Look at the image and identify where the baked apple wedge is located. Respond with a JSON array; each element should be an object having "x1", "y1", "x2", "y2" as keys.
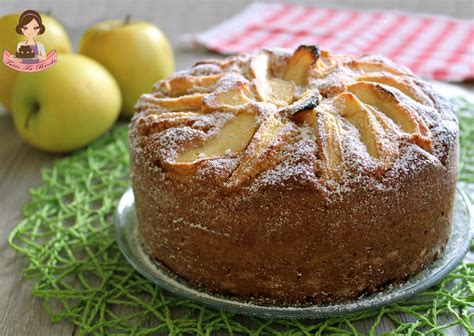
[
  {"x1": 347, "y1": 60, "x2": 405, "y2": 76},
  {"x1": 136, "y1": 112, "x2": 203, "y2": 135},
  {"x1": 157, "y1": 74, "x2": 224, "y2": 96},
  {"x1": 336, "y1": 92, "x2": 399, "y2": 164},
  {"x1": 312, "y1": 49, "x2": 338, "y2": 78},
  {"x1": 356, "y1": 73, "x2": 433, "y2": 106},
  {"x1": 283, "y1": 45, "x2": 320, "y2": 85},
  {"x1": 250, "y1": 51, "x2": 295, "y2": 105},
  {"x1": 281, "y1": 89, "x2": 321, "y2": 121},
  {"x1": 226, "y1": 115, "x2": 290, "y2": 187},
  {"x1": 139, "y1": 93, "x2": 204, "y2": 111},
  {"x1": 348, "y1": 82, "x2": 431, "y2": 151},
  {"x1": 203, "y1": 82, "x2": 254, "y2": 110},
  {"x1": 315, "y1": 109, "x2": 342, "y2": 179},
  {"x1": 169, "y1": 112, "x2": 258, "y2": 173}
]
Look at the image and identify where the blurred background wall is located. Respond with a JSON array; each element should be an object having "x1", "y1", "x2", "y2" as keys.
[{"x1": 1, "y1": 0, "x2": 473, "y2": 49}]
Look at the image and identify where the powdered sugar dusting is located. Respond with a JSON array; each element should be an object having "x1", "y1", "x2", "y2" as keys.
[
  {"x1": 127, "y1": 46, "x2": 459, "y2": 306},
  {"x1": 118, "y1": 186, "x2": 471, "y2": 317},
  {"x1": 130, "y1": 45, "x2": 458, "y2": 194},
  {"x1": 131, "y1": 45, "x2": 458, "y2": 200}
]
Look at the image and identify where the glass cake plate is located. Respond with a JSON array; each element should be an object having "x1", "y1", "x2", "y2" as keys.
[{"x1": 115, "y1": 186, "x2": 472, "y2": 319}]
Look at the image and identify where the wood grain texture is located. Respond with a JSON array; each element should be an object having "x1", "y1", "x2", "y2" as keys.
[
  {"x1": 0, "y1": 116, "x2": 72, "y2": 336},
  {"x1": 0, "y1": 1, "x2": 472, "y2": 335}
]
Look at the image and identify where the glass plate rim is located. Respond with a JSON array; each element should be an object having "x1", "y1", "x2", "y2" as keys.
[{"x1": 114, "y1": 186, "x2": 472, "y2": 319}]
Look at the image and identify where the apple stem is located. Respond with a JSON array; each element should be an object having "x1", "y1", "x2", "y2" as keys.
[
  {"x1": 124, "y1": 15, "x2": 131, "y2": 25},
  {"x1": 24, "y1": 101, "x2": 40, "y2": 130}
]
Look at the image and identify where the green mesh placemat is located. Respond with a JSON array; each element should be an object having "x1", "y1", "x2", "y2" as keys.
[{"x1": 9, "y1": 98, "x2": 474, "y2": 336}]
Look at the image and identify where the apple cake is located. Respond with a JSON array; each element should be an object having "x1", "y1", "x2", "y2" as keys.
[{"x1": 129, "y1": 45, "x2": 459, "y2": 305}]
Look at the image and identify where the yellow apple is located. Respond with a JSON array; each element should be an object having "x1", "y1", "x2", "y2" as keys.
[
  {"x1": 79, "y1": 19, "x2": 175, "y2": 118},
  {"x1": 11, "y1": 54, "x2": 121, "y2": 153},
  {"x1": 0, "y1": 12, "x2": 72, "y2": 112}
]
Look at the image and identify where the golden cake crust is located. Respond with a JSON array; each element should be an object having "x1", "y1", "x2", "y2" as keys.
[{"x1": 129, "y1": 46, "x2": 458, "y2": 304}]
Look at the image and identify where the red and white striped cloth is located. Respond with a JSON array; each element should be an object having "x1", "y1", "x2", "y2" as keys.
[{"x1": 191, "y1": 3, "x2": 474, "y2": 81}]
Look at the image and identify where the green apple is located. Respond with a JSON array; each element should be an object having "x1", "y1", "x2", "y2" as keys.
[
  {"x1": 11, "y1": 54, "x2": 121, "y2": 153},
  {"x1": 79, "y1": 18, "x2": 175, "y2": 118},
  {"x1": 0, "y1": 12, "x2": 72, "y2": 112}
]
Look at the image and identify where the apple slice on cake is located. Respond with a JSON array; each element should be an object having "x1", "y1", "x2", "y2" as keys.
[
  {"x1": 314, "y1": 109, "x2": 343, "y2": 179},
  {"x1": 166, "y1": 111, "x2": 258, "y2": 173},
  {"x1": 348, "y1": 82, "x2": 431, "y2": 151},
  {"x1": 250, "y1": 51, "x2": 295, "y2": 106},
  {"x1": 281, "y1": 89, "x2": 321, "y2": 121},
  {"x1": 203, "y1": 83, "x2": 254, "y2": 109},
  {"x1": 355, "y1": 73, "x2": 433, "y2": 106},
  {"x1": 226, "y1": 115, "x2": 295, "y2": 188},
  {"x1": 283, "y1": 45, "x2": 320, "y2": 85},
  {"x1": 139, "y1": 93, "x2": 204, "y2": 112},
  {"x1": 336, "y1": 92, "x2": 399, "y2": 166},
  {"x1": 157, "y1": 74, "x2": 225, "y2": 97}
]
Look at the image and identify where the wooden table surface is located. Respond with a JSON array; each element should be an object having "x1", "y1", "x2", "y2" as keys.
[{"x1": 1, "y1": 1, "x2": 473, "y2": 335}]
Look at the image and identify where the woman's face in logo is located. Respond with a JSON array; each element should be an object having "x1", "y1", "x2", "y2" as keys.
[{"x1": 22, "y1": 19, "x2": 40, "y2": 39}]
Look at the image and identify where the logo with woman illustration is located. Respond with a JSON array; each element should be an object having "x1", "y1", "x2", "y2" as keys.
[{"x1": 2, "y1": 10, "x2": 57, "y2": 72}]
